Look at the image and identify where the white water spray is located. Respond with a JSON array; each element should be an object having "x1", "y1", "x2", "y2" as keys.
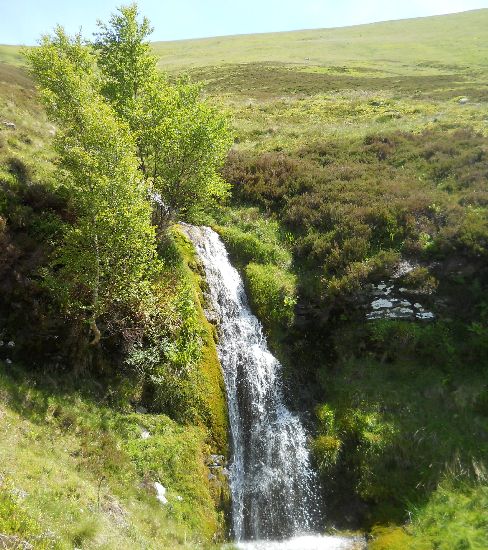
[{"x1": 185, "y1": 225, "x2": 319, "y2": 540}]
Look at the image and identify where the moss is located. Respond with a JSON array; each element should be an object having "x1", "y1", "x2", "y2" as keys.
[
  {"x1": 244, "y1": 262, "x2": 297, "y2": 331},
  {"x1": 172, "y1": 226, "x2": 229, "y2": 456},
  {"x1": 370, "y1": 526, "x2": 414, "y2": 550},
  {"x1": 216, "y1": 224, "x2": 289, "y2": 267}
]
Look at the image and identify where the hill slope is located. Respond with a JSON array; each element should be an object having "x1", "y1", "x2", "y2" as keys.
[
  {"x1": 152, "y1": 9, "x2": 488, "y2": 71},
  {"x1": 2, "y1": 9, "x2": 488, "y2": 72},
  {"x1": 0, "y1": 7, "x2": 487, "y2": 550}
]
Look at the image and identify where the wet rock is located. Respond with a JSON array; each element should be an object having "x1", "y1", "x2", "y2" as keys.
[
  {"x1": 417, "y1": 311, "x2": 435, "y2": 320},
  {"x1": 366, "y1": 275, "x2": 435, "y2": 321},
  {"x1": 392, "y1": 259, "x2": 416, "y2": 278},
  {"x1": 371, "y1": 298, "x2": 393, "y2": 309}
]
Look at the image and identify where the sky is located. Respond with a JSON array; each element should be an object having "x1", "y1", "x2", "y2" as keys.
[{"x1": 1, "y1": 0, "x2": 488, "y2": 45}]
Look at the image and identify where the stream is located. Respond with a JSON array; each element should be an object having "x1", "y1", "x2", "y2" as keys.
[{"x1": 185, "y1": 225, "x2": 363, "y2": 549}]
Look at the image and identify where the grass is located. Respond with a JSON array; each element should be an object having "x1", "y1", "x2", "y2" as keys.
[
  {"x1": 1, "y1": 7, "x2": 488, "y2": 547},
  {"x1": 151, "y1": 10, "x2": 488, "y2": 71},
  {"x1": 371, "y1": 468, "x2": 488, "y2": 549},
  {"x1": 0, "y1": 362, "x2": 224, "y2": 549},
  {"x1": 174, "y1": 9, "x2": 488, "y2": 546},
  {"x1": 0, "y1": 46, "x2": 233, "y2": 548},
  {"x1": 0, "y1": 46, "x2": 24, "y2": 67}
]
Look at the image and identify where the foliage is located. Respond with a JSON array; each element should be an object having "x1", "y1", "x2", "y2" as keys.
[
  {"x1": 3, "y1": 5, "x2": 488, "y2": 544},
  {"x1": 26, "y1": 28, "x2": 160, "y2": 344},
  {"x1": 244, "y1": 262, "x2": 297, "y2": 329},
  {"x1": 217, "y1": 225, "x2": 288, "y2": 267},
  {"x1": 126, "y1": 278, "x2": 205, "y2": 423},
  {"x1": 311, "y1": 316, "x2": 488, "y2": 527},
  {"x1": 371, "y1": 469, "x2": 488, "y2": 550},
  {"x1": 224, "y1": 127, "x2": 488, "y2": 310},
  {"x1": 94, "y1": 4, "x2": 232, "y2": 226},
  {"x1": 0, "y1": 483, "x2": 54, "y2": 549},
  {"x1": 406, "y1": 472, "x2": 488, "y2": 550},
  {"x1": 93, "y1": 3, "x2": 156, "y2": 122}
]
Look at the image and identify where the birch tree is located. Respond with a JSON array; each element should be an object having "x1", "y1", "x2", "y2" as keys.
[
  {"x1": 93, "y1": 4, "x2": 232, "y2": 228},
  {"x1": 27, "y1": 29, "x2": 159, "y2": 345}
]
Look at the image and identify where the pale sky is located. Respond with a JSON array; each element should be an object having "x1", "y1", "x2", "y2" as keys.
[{"x1": 1, "y1": 0, "x2": 488, "y2": 45}]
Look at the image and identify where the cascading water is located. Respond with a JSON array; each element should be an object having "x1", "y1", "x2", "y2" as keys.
[
  {"x1": 185, "y1": 224, "x2": 318, "y2": 539},
  {"x1": 185, "y1": 225, "x2": 362, "y2": 549}
]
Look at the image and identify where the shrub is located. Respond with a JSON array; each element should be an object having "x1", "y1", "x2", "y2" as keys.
[
  {"x1": 312, "y1": 434, "x2": 342, "y2": 474},
  {"x1": 218, "y1": 225, "x2": 287, "y2": 266},
  {"x1": 0, "y1": 481, "x2": 52, "y2": 549},
  {"x1": 126, "y1": 281, "x2": 205, "y2": 423},
  {"x1": 244, "y1": 262, "x2": 297, "y2": 329},
  {"x1": 369, "y1": 320, "x2": 456, "y2": 366},
  {"x1": 392, "y1": 472, "x2": 488, "y2": 550},
  {"x1": 402, "y1": 266, "x2": 438, "y2": 294}
]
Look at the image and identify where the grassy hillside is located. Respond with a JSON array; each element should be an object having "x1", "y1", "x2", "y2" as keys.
[
  {"x1": 0, "y1": 364, "x2": 223, "y2": 549},
  {"x1": 159, "y1": 8, "x2": 487, "y2": 549},
  {"x1": 0, "y1": 45, "x2": 23, "y2": 66},
  {"x1": 0, "y1": 57, "x2": 230, "y2": 547},
  {"x1": 2, "y1": 9, "x2": 488, "y2": 72},
  {"x1": 152, "y1": 9, "x2": 488, "y2": 71},
  {"x1": 1, "y1": 8, "x2": 488, "y2": 549}
]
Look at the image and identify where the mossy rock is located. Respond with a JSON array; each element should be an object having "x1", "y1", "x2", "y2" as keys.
[
  {"x1": 172, "y1": 225, "x2": 229, "y2": 456},
  {"x1": 369, "y1": 526, "x2": 414, "y2": 550}
]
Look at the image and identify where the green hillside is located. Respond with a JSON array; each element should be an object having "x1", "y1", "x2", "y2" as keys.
[
  {"x1": 0, "y1": 6, "x2": 487, "y2": 550},
  {"x1": 152, "y1": 9, "x2": 488, "y2": 71},
  {"x1": 0, "y1": 45, "x2": 23, "y2": 66},
  {"x1": 2, "y1": 9, "x2": 488, "y2": 72}
]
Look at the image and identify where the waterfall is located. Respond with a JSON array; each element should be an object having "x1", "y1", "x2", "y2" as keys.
[{"x1": 184, "y1": 225, "x2": 320, "y2": 541}]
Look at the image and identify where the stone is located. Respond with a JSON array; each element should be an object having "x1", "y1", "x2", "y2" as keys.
[
  {"x1": 154, "y1": 482, "x2": 167, "y2": 505},
  {"x1": 135, "y1": 405, "x2": 147, "y2": 414},
  {"x1": 12, "y1": 487, "x2": 28, "y2": 499},
  {"x1": 140, "y1": 427, "x2": 150, "y2": 440},
  {"x1": 371, "y1": 298, "x2": 393, "y2": 309},
  {"x1": 417, "y1": 311, "x2": 435, "y2": 320},
  {"x1": 392, "y1": 259, "x2": 416, "y2": 278},
  {"x1": 0, "y1": 534, "x2": 32, "y2": 550},
  {"x1": 2, "y1": 121, "x2": 16, "y2": 129},
  {"x1": 366, "y1": 311, "x2": 386, "y2": 320},
  {"x1": 459, "y1": 97, "x2": 469, "y2": 104}
]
